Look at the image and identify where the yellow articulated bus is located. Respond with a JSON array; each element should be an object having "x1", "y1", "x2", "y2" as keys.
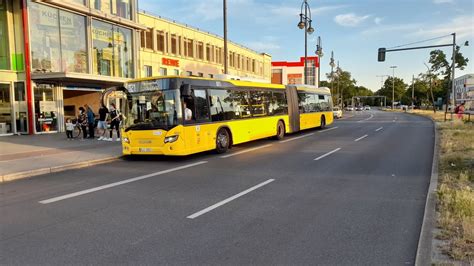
[{"x1": 104, "y1": 76, "x2": 333, "y2": 156}]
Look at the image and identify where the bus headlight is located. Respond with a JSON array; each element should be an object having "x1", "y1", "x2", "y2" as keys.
[
  {"x1": 164, "y1": 135, "x2": 179, "y2": 143},
  {"x1": 123, "y1": 137, "x2": 130, "y2": 144}
]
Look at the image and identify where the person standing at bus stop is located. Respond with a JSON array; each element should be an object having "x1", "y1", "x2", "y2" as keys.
[
  {"x1": 108, "y1": 103, "x2": 121, "y2": 141},
  {"x1": 85, "y1": 104, "x2": 95, "y2": 139},
  {"x1": 97, "y1": 103, "x2": 109, "y2": 140}
]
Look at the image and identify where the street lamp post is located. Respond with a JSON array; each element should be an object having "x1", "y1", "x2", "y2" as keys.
[
  {"x1": 330, "y1": 51, "x2": 335, "y2": 101},
  {"x1": 298, "y1": 0, "x2": 314, "y2": 85},
  {"x1": 316, "y1": 36, "x2": 323, "y2": 87},
  {"x1": 223, "y1": 0, "x2": 228, "y2": 74},
  {"x1": 390, "y1": 66, "x2": 397, "y2": 109}
]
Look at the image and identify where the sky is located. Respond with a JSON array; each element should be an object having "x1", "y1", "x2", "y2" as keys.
[{"x1": 138, "y1": 0, "x2": 474, "y2": 91}]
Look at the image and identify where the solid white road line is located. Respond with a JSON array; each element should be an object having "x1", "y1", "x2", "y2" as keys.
[
  {"x1": 375, "y1": 127, "x2": 384, "y2": 132},
  {"x1": 314, "y1": 148, "x2": 341, "y2": 161},
  {"x1": 187, "y1": 179, "x2": 275, "y2": 219},
  {"x1": 39, "y1": 161, "x2": 209, "y2": 204},
  {"x1": 318, "y1": 126, "x2": 339, "y2": 133},
  {"x1": 357, "y1": 114, "x2": 374, "y2": 122},
  {"x1": 220, "y1": 144, "x2": 273, "y2": 158},
  {"x1": 279, "y1": 133, "x2": 314, "y2": 143},
  {"x1": 354, "y1": 134, "x2": 369, "y2": 142}
]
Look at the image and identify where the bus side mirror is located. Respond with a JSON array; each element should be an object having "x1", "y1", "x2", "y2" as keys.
[{"x1": 180, "y1": 84, "x2": 192, "y2": 97}]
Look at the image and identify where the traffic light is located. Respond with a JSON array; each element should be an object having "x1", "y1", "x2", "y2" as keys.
[{"x1": 378, "y1": 48, "x2": 386, "y2": 62}]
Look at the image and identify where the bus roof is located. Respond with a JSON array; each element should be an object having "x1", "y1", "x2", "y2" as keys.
[
  {"x1": 289, "y1": 84, "x2": 331, "y2": 94},
  {"x1": 127, "y1": 76, "x2": 286, "y2": 90}
]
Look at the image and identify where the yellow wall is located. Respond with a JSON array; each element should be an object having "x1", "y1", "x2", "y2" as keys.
[{"x1": 138, "y1": 12, "x2": 272, "y2": 81}]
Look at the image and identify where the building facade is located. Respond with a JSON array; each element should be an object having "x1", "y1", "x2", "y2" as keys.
[
  {"x1": 0, "y1": 0, "x2": 145, "y2": 136},
  {"x1": 137, "y1": 11, "x2": 272, "y2": 81},
  {"x1": 271, "y1": 56, "x2": 319, "y2": 86},
  {"x1": 0, "y1": 0, "x2": 27, "y2": 135},
  {"x1": 0, "y1": 1, "x2": 272, "y2": 136},
  {"x1": 453, "y1": 74, "x2": 474, "y2": 113}
]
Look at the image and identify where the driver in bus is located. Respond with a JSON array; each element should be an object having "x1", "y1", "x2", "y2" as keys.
[{"x1": 184, "y1": 101, "x2": 192, "y2": 121}]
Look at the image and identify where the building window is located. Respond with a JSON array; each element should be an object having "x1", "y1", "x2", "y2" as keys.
[
  {"x1": 208, "y1": 74, "x2": 214, "y2": 78},
  {"x1": 171, "y1": 35, "x2": 178, "y2": 55},
  {"x1": 252, "y1": 59, "x2": 256, "y2": 73},
  {"x1": 160, "y1": 67, "x2": 167, "y2": 76},
  {"x1": 157, "y1": 31, "x2": 165, "y2": 52},
  {"x1": 174, "y1": 69, "x2": 179, "y2": 76},
  {"x1": 29, "y1": 2, "x2": 88, "y2": 73},
  {"x1": 197, "y1": 42, "x2": 204, "y2": 60},
  {"x1": 90, "y1": 0, "x2": 131, "y2": 20},
  {"x1": 141, "y1": 28, "x2": 153, "y2": 50},
  {"x1": 144, "y1": 65, "x2": 152, "y2": 77},
  {"x1": 206, "y1": 44, "x2": 212, "y2": 62},
  {"x1": 186, "y1": 71, "x2": 192, "y2": 76},
  {"x1": 0, "y1": 84, "x2": 12, "y2": 134},
  {"x1": 229, "y1": 52, "x2": 234, "y2": 67},
  {"x1": 140, "y1": 31, "x2": 145, "y2": 48},
  {"x1": 184, "y1": 38, "x2": 194, "y2": 58},
  {"x1": 92, "y1": 19, "x2": 134, "y2": 78},
  {"x1": 216, "y1": 47, "x2": 222, "y2": 64},
  {"x1": 0, "y1": 0, "x2": 9, "y2": 70},
  {"x1": 197, "y1": 72, "x2": 203, "y2": 77}
]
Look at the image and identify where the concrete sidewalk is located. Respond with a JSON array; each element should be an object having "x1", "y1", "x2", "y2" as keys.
[{"x1": 0, "y1": 133, "x2": 122, "y2": 182}]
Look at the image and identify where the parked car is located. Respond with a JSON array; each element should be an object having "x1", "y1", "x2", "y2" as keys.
[
  {"x1": 345, "y1": 106, "x2": 354, "y2": 111},
  {"x1": 364, "y1": 106, "x2": 371, "y2": 110},
  {"x1": 355, "y1": 106, "x2": 363, "y2": 111},
  {"x1": 333, "y1": 107, "x2": 343, "y2": 119}
]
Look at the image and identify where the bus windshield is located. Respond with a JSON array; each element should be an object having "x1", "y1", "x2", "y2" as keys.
[{"x1": 125, "y1": 79, "x2": 182, "y2": 131}]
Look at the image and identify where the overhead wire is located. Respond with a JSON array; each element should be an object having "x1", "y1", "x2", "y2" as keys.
[{"x1": 388, "y1": 34, "x2": 453, "y2": 49}]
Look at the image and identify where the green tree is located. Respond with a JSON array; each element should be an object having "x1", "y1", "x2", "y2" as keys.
[
  {"x1": 429, "y1": 46, "x2": 469, "y2": 80},
  {"x1": 376, "y1": 77, "x2": 408, "y2": 106}
]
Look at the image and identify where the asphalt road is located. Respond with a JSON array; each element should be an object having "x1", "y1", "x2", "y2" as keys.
[{"x1": 0, "y1": 110, "x2": 435, "y2": 265}]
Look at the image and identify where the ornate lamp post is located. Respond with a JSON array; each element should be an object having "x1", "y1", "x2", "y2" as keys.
[
  {"x1": 298, "y1": 0, "x2": 314, "y2": 85},
  {"x1": 316, "y1": 36, "x2": 323, "y2": 87}
]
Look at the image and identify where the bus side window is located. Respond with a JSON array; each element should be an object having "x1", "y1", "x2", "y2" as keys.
[{"x1": 193, "y1": 89, "x2": 210, "y2": 122}]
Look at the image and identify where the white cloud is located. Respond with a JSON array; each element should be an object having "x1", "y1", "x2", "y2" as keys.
[
  {"x1": 408, "y1": 15, "x2": 474, "y2": 40},
  {"x1": 433, "y1": 0, "x2": 454, "y2": 4},
  {"x1": 374, "y1": 17, "x2": 383, "y2": 25},
  {"x1": 334, "y1": 13, "x2": 371, "y2": 27},
  {"x1": 361, "y1": 23, "x2": 421, "y2": 35}
]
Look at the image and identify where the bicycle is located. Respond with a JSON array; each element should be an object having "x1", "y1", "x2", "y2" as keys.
[{"x1": 72, "y1": 119, "x2": 83, "y2": 139}]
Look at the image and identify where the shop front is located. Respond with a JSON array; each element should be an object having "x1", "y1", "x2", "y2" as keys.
[
  {"x1": 33, "y1": 83, "x2": 59, "y2": 133},
  {"x1": 0, "y1": 81, "x2": 28, "y2": 135}
]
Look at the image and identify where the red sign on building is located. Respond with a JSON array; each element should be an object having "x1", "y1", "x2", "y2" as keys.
[{"x1": 162, "y1": 58, "x2": 180, "y2": 67}]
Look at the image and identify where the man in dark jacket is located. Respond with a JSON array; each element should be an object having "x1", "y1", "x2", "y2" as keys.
[{"x1": 85, "y1": 104, "x2": 95, "y2": 139}]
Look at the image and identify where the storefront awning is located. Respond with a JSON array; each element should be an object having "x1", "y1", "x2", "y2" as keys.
[{"x1": 31, "y1": 72, "x2": 130, "y2": 89}]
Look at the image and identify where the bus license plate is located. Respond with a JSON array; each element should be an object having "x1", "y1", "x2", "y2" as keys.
[{"x1": 139, "y1": 148, "x2": 152, "y2": 152}]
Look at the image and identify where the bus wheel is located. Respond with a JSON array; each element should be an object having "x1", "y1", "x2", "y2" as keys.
[
  {"x1": 216, "y1": 128, "x2": 230, "y2": 154},
  {"x1": 275, "y1": 121, "x2": 285, "y2": 140},
  {"x1": 320, "y1": 116, "x2": 326, "y2": 129}
]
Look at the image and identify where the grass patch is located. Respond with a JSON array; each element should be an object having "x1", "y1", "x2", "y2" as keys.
[{"x1": 429, "y1": 118, "x2": 474, "y2": 263}]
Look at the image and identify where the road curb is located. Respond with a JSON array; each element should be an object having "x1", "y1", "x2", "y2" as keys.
[
  {"x1": 415, "y1": 116, "x2": 439, "y2": 265},
  {"x1": 1, "y1": 156, "x2": 120, "y2": 183}
]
